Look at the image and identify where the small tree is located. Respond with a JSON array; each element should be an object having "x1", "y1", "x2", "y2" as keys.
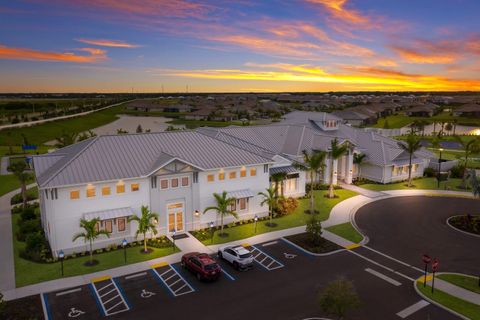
[
  {"x1": 136, "y1": 124, "x2": 143, "y2": 133},
  {"x1": 328, "y1": 139, "x2": 349, "y2": 198},
  {"x1": 318, "y1": 277, "x2": 361, "y2": 320},
  {"x1": 293, "y1": 150, "x2": 327, "y2": 214},
  {"x1": 454, "y1": 136, "x2": 480, "y2": 189},
  {"x1": 398, "y1": 133, "x2": 422, "y2": 188},
  {"x1": 306, "y1": 214, "x2": 323, "y2": 246},
  {"x1": 72, "y1": 218, "x2": 110, "y2": 265},
  {"x1": 55, "y1": 131, "x2": 79, "y2": 148},
  {"x1": 128, "y1": 206, "x2": 159, "y2": 253},
  {"x1": 270, "y1": 172, "x2": 287, "y2": 198},
  {"x1": 353, "y1": 153, "x2": 366, "y2": 179},
  {"x1": 203, "y1": 191, "x2": 238, "y2": 236},
  {"x1": 258, "y1": 187, "x2": 277, "y2": 227},
  {"x1": 7, "y1": 161, "x2": 31, "y2": 208},
  {"x1": 469, "y1": 170, "x2": 480, "y2": 198}
]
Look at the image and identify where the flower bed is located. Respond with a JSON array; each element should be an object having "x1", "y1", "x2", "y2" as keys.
[
  {"x1": 284, "y1": 232, "x2": 341, "y2": 254},
  {"x1": 448, "y1": 215, "x2": 480, "y2": 235}
]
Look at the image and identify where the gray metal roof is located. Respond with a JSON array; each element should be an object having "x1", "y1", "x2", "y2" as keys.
[
  {"x1": 227, "y1": 189, "x2": 255, "y2": 198},
  {"x1": 204, "y1": 111, "x2": 429, "y2": 167},
  {"x1": 84, "y1": 207, "x2": 135, "y2": 220},
  {"x1": 33, "y1": 131, "x2": 272, "y2": 188},
  {"x1": 269, "y1": 166, "x2": 298, "y2": 175}
]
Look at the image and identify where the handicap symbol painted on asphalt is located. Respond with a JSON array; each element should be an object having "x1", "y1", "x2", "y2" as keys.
[
  {"x1": 140, "y1": 289, "x2": 156, "y2": 299},
  {"x1": 283, "y1": 253, "x2": 297, "y2": 259},
  {"x1": 68, "y1": 307, "x2": 85, "y2": 318}
]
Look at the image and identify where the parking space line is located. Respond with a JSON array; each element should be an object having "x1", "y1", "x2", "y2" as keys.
[
  {"x1": 262, "y1": 241, "x2": 278, "y2": 246},
  {"x1": 91, "y1": 278, "x2": 130, "y2": 316},
  {"x1": 396, "y1": 300, "x2": 430, "y2": 318},
  {"x1": 98, "y1": 282, "x2": 113, "y2": 292},
  {"x1": 106, "y1": 301, "x2": 124, "y2": 313},
  {"x1": 55, "y1": 288, "x2": 82, "y2": 296},
  {"x1": 365, "y1": 268, "x2": 402, "y2": 286},
  {"x1": 89, "y1": 283, "x2": 106, "y2": 317},
  {"x1": 363, "y1": 246, "x2": 423, "y2": 272},
  {"x1": 249, "y1": 245, "x2": 284, "y2": 271},
  {"x1": 41, "y1": 293, "x2": 52, "y2": 320},
  {"x1": 151, "y1": 264, "x2": 195, "y2": 297},
  {"x1": 221, "y1": 269, "x2": 236, "y2": 281}
]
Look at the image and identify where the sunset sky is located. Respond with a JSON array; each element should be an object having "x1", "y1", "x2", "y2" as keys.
[{"x1": 1, "y1": 0, "x2": 480, "y2": 92}]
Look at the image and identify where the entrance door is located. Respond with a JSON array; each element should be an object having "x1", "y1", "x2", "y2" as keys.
[{"x1": 167, "y1": 202, "x2": 184, "y2": 233}]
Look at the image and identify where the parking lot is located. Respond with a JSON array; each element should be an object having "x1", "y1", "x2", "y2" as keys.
[{"x1": 42, "y1": 239, "x2": 460, "y2": 320}]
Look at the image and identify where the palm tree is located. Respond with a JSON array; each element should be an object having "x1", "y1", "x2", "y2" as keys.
[
  {"x1": 353, "y1": 153, "x2": 366, "y2": 179},
  {"x1": 454, "y1": 136, "x2": 480, "y2": 189},
  {"x1": 203, "y1": 191, "x2": 238, "y2": 236},
  {"x1": 55, "y1": 131, "x2": 78, "y2": 148},
  {"x1": 328, "y1": 139, "x2": 349, "y2": 198},
  {"x1": 270, "y1": 172, "x2": 287, "y2": 198},
  {"x1": 72, "y1": 218, "x2": 110, "y2": 265},
  {"x1": 293, "y1": 150, "x2": 327, "y2": 214},
  {"x1": 468, "y1": 170, "x2": 480, "y2": 198},
  {"x1": 7, "y1": 161, "x2": 31, "y2": 208},
  {"x1": 258, "y1": 187, "x2": 277, "y2": 227},
  {"x1": 128, "y1": 206, "x2": 159, "y2": 253},
  {"x1": 398, "y1": 133, "x2": 422, "y2": 187}
]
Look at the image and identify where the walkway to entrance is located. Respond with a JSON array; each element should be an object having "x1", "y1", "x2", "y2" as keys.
[
  {"x1": 168, "y1": 233, "x2": 215, "y2": 254},
  {"x1": 339, "y1": 182, "x2": 387, "y2": 199}
]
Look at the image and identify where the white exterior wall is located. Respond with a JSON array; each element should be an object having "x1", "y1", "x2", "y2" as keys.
[
  {"x1": 44, "y1": 178, "x2": 149, "y2": 256},
  {"x1": 197, "y1": 164, "x2": 270, "y2": 229},
  {"x1": 359, "y1": 163, "x2": 385, "y2": 183}
]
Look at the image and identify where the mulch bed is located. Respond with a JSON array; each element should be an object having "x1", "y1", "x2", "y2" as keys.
[
  {"x1": 2, "y1": 294, "x2": 44, "y2": 320},
  {"x1": 285, "y1": 232, "x2": 342, "y2": 254},
  {"x1": 449, "y1": 215, "x2": 480, "y2": 235}
]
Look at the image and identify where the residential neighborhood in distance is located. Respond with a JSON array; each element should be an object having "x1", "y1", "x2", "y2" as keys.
[{"x1": 1, "y1": 1, "x2": 480, "y2": 319}]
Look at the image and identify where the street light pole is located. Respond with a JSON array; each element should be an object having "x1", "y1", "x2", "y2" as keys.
[
  {"x1": 122, "y1": 239, "x2": 127, "y2": 264},
  {"x1": 209, "y1": 222, "x2": 214, "y2": 244},
  {"x1": 437, "y1": 148, "x2": 443, "y2": 188},
  {"x1": 254, "y1": 215, "x2": 258, "y2": 234},
  {"x1": 172, "y1": 229, "x2": 176, "y2": 251},
  {"x1": 59, "y1": 250, "x2": 65, "y2": 277}
]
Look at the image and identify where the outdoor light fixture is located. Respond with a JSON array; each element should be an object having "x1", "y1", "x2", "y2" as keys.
[
  {"x1": 194, "y1": 210, "x2": 200, "y2": 217},
  {"x1": 59, "y1": 250, "x2": 65, "y2": 276},
  {"x1": 172, "y1": 229, "x2": 176, "y2": 251},
  {"x1": 122, "y1": 239, "x2": 127, "y2": 263},
  {"x1": 209, "y1": 221, "x2": 215, "y2": 244},
  {"x1": 254, "y1": 215, "x2": 258, "y2": 233}
]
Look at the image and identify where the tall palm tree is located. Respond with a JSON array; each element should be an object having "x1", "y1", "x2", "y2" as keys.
[
  {"x1": 454, "y1": 136, "x2": 480, "y2": 189},
  {"x1": 353, "y1": 153, "x2": 366, "y2": 179},
  {"x1": 398, "y1": 133, "x2": 422, "y2": 187},
  {"x1": 203, "y1": 191, "x2": 238, "y2": 236},
  {"x1": 128, "y1": 205, "x2": 159, "y2": 253},
  {"x1": 258, "y1": 187, "x2": 277, "y2": 227},
  {"x1": 328, "y1": 139, "x2": 349, "y2": 198},
  {"x1": 7, "y1": 161, "x2": 31, "y2": 208},
  {"x1": 293, "y1": 150, "x2": 327, "y2": 214},
  {"x1": 270, "y1": 172, "x2": 287, "y2": 198},
  {"x1": 72, "y1": 218, "x2": 110, "y2": 265}
]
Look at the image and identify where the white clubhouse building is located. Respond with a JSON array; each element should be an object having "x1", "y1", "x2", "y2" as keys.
[{"x1": 33, "y1": 111, "x2": 433, "y2": 255}]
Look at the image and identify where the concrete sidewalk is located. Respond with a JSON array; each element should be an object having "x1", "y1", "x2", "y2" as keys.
[
  {"x1": 0, "y1": 156, "x2": 9, "y2": 175},
  {"x1": 339, "y1": 182, "x2": 387, "y2": 198},
  {"x1": 423, "y1": 276, "x2": 480, "y2": 305}
]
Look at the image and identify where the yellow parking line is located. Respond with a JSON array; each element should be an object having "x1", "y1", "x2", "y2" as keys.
[
  {"x1": 151, "y1": 262, "x2": 169, "y2": 269},
  {"x1": 344, "y1": 243, "x2": 361, "y2": 250},
  {"x1": 91, "y1": 275, "x2": 111, "y2": 283},
  {"x1": 241, "y1": 243, "x2": 250, "y2": 247}
]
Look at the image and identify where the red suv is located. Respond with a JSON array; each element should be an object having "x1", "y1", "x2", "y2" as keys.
[{"x1": 181, "y1": 252, "x2": 221, "y2": 281}]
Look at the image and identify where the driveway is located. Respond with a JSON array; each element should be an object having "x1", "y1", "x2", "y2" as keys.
[{"x1": 355, "y1": 196, "x2": 480, "y2": 275}]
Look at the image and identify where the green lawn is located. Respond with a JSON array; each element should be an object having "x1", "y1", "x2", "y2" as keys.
[
  {"x1": 374, "y1": 115, "x2": 414, "y2": 129},
  {"x1": 360, "y1": 177, "x2": 465, "y2": 192},
  {"x1": 194, "y1": 189, "x2": 358, "y2": 245},
  {"x1": 416, "y1": 282, "x2": 480, "y2": 320},
  {"x1": 326, "y1": 222, "x2": 364, "y2": 243},
  {"x1": 0, "y1": 174, "x2": 21, "y2": 197},
  {"x1": 167, "y1": 119, "x2": 245, "y2": 129},
  {"x1": 0, "y1": 104, "x2": 126, "y2": 145},
  {"x1": 374, "y1": 113, "x2": 480, "y2": 129},
  {"x1": 438, "y1": 274, "x2": 480, "y2": 294},
  {"x1": 0, "y1": 145, "x2": 51, "y2": 157},
  {"x1": 11, "y1": 214, "x2": 179, "y2": 287}
]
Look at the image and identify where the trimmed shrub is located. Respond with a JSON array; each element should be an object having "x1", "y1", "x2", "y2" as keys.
[
  {"x1": 17, "y1": 218, "x2": 42, "y2": 242},
  {"x1": 449, "y1": 164, "x2": 465, "y2": 179},
  {"x1": 20, "y1": 207, "x2": 36, "y2": 221},
  {"x1": 278, "y1": 197, "x2": 299, "y2": 215},
  {"x1": 423, "y1": 167, "x2": 436, "y2": 177}
]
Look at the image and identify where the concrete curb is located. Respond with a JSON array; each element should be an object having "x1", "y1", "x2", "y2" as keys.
[
  {"x1": 412, "y1": 280, "x2": 470, "y2": 320},
  {"x1": 446, "y1": 215, "x2": 480, "y2": 239},
  {"x1": 280, "y1": 237, "x2": 346, "y2": 257}
]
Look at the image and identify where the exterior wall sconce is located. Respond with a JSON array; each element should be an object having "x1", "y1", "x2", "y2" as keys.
[{"x1": 194, "y1": 210, "x2": 200, "y2": 217}]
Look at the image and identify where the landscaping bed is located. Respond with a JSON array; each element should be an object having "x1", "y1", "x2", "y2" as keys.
[
  {"x1": 191, "y1": 189, "x2": 357, "y2": 245},
  {"x1": 360, "y1": 177, "x2": 464, "y2": 191},
  {"x1": 284, "y1": 232, "x2": 341, "y2": 254},
  {"x1": 448, "y1": 215, "x2": 480, "y2": 235},
  {"x1": 416, "y1": 282, "x2": 480, "y2": 320},
  {"x1": 10, "y1": 186, "x2": 38, "y2": 205}
]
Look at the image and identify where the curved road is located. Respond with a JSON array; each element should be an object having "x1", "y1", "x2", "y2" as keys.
[{"x1": 355, "y1": 196, "x2": 480, "y2": 276}]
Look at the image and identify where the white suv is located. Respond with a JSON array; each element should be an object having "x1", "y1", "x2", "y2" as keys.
[{"x1": 218, "y1": 245, "x2": 254, "y2": 270}]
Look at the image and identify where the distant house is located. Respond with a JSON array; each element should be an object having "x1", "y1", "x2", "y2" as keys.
[
  {"x1": 162, "y1": 104, "x2": 193, "y2": 113},
  {"x1": 453, "y1": 103, "x2": 480, "y2": 117},
  {"x1": 332, "y1": 110, "x2": 372, "y2": 126},
  {"x1": 405, "y1": 103, "x2": 440, "y2": 117}
]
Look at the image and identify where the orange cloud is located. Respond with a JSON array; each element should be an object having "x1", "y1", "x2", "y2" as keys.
[
  {"x1": 391, "y1": 46, "x2": 458, "y2": 64},
  {"x1": 0, "y1": 44, "x2": 107, "y2": 63},
  {"x1": 153, "y1": 62, "x2": 480, "y2": 91},
  {"x1": 75, "y1": 38, "x2": 140, "y2": 48},
  {"x1": 306, "y1": 0, "x2": 370, "y2": 25}
]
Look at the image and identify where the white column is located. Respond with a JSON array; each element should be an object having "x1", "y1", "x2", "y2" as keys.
[
  {"x1": 332, "y1": 159, "x2": 338, "y2": 185},
  {"x1": 345, "y1": 150, "x2": 354, "y2": 184}
]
